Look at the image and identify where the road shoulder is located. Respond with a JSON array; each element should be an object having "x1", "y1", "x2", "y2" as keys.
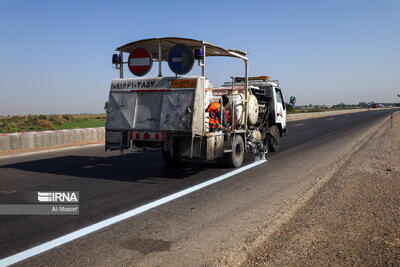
[{"x1": 243, "y1": 113, "x2": 400, "y2": 266}]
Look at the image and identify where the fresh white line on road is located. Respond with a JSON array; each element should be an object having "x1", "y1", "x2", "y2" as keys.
[
  {"x1": 292, "y1": 123, "x2": 305, "y2": 127},
  {"x1": 0, "y1": 143, "x2": 104, "y2": 160},
  {"x1": 0, "y1": 159, "x2": 267, "y2": 266}
]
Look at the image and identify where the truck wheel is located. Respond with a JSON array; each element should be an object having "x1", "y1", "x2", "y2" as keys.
[
  {"x1": 161, "y1": 150, "x2": 180, "y2": 166},
  {"x1": 225, "y1": 135, "x2": 244, "y2": 168},
  {"x1": 267, "y1": 125, "x2": 280, "y2": 152}
]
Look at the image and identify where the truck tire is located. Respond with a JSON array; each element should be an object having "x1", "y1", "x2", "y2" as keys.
[
  {"x1": 267, "y1": 125, "x2": 280, "y2": 152},
  {"x1": 225, "y1": 135, "x2": 244, "y2": 168},
  {"x1": 161, "y1": 150, "x2": 180, "y2": 166}
]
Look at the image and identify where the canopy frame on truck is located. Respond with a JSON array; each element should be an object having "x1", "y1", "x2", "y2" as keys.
[{"x1": 115, "y1": 37, "x2": 250, "y2": 130}]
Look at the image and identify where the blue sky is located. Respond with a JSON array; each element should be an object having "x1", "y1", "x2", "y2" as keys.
[{"x1": 0, "y1": 0, "x2": 399, "y2": 115}]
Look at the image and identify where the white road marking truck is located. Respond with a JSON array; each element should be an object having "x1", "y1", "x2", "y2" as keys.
[{"x1": 105, "y1": 37, "x2": 289, "y2": 167}]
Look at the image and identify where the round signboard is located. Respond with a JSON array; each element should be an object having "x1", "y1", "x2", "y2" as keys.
[
  {"x1": 128, "y1": 48, "x2": 153, "y2": 76},
  {"x1": 168, "y1": 44, "x2": 194, "y2": 75}
]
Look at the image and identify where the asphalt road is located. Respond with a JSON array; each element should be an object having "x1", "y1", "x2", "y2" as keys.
[{"x1": 0, "y1": 109, "x2": 396, "y2": 266}]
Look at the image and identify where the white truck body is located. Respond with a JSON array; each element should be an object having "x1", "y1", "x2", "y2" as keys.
[{"x1": 105, "y1": 37, "x2": 288, "y2": 167}]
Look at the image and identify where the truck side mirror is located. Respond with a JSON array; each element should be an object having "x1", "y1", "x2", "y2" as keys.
[{"x1": 289, "y1": 96, "x2": 296, "y2": 106}]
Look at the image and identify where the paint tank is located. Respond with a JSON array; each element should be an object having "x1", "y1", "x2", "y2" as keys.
[
  {"x1": 247, "y1": 95, "x2": 259, "y2": 125},
  {"x1": 228, "y1": 94, "x2": 244, "y2": 126},
  {"x1": 227, "y1": 94, "x2": 259, "y2": 126}
]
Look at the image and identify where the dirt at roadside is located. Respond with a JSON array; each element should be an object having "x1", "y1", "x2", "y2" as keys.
[{"x1": 243, "y1": 113, "x2": 400, "y2": 266}]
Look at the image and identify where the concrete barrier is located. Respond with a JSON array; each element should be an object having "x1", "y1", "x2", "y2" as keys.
[
  {"x1": 287, "y1": 108, "x2": 371, "y2": 121},
  {"x1": 0, "y1": 134, "x2": 11, "y2": 151},
  {"x1": 0, "y1": 127, "x2": 105, "y2": 153}
]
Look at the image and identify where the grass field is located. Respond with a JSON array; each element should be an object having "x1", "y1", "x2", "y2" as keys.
[{"x1": 0, "y1": 114, "x2": 106, "y2": 134}]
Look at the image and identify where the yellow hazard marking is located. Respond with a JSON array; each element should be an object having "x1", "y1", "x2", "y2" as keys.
[{"x1": 169, "y1": 79, "x2": 196, "y2": 88}]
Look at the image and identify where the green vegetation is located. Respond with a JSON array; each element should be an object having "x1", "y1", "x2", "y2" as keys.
[
  {"x1": 0, "y1": 114, "x2": 106, "y2": 134},
  {"x1": 286, "y1": 105, "x2": 295, "y2": 113}
]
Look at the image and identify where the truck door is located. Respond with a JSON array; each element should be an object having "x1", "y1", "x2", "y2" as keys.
[{"x1": 274, "y1": 87, "x2": 286, "y2": 130}]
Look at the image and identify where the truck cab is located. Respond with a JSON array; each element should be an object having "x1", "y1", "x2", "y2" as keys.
[{"x1": 214, "y1": 77, "x2": 287, "y2": 151}]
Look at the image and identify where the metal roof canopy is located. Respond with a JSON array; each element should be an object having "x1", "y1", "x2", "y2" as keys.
[
  {"x1": 116, "y1": 37, "x2": 250, "y2": 130},
  {"x1": 116, "y1": 37, "x2": 248, "y2": 80},
  {"x1": 117, "y1": 37, "x2": 247, "y2": 61}
]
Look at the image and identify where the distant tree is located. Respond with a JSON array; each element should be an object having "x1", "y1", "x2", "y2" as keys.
[
  {"x1": 358, "y1": 102, "x2": 368, "y2": 108},
  {"x1": 335, "y1": 102, "x2": 346, "y2": 108},
  {"x1": 287, "y1": 105, "x2": 295, "y2": 113}
]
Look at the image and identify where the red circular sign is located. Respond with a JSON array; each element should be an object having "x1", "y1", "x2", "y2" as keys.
[{"x1": 128, "y1": 48, "x2": 153, "y2": 76}]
